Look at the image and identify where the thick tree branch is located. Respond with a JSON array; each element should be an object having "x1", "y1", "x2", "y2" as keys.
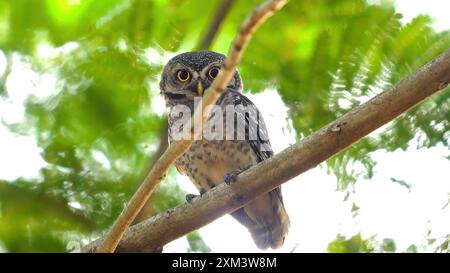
[
  {"x1": 97, "y1": 0, "x2": 288, "y2": 253},
  {"x1": 83, "y1": 48, "x2": 450, "y2": 253}
]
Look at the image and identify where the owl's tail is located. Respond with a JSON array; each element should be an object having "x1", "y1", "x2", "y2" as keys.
[{"x1": 231, "y1": 187, "x2": 290, "y2": 250}]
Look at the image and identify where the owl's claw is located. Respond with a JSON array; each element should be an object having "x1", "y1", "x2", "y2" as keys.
[
  {"x1": 185, "y1": 194, "x2": 199, "y2": 203},
  {"x1": 224, "y1": 169, "x2": 242, "y2": 185},
  {"x1": 185, "y1": 188, "x2": 207, "y2": 203}
]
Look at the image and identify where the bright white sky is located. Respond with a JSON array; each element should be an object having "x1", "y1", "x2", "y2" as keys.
[
  {"x1": 0, "y1": 0, "x2": 449, "y2": 253},
  {"x1": 394, "y1": 0, "x2": 450, "y2": 31}
]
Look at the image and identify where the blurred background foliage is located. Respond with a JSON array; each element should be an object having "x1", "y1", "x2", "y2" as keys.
[{"x1": 0, "y1": 0, "x2": 449, "y2": 252}]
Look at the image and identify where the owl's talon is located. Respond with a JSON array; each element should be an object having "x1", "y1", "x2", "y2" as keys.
[
  {"x1": 224, "y1": 169, "x2": 242, "y2": 185},
  {"x1": 185, "y1": 194, "x2": 199, "y2": 203}
]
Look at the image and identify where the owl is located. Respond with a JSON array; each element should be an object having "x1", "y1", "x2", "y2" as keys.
[{"x1": 159, "y1": 51, "x2": 290, "y2": 250}]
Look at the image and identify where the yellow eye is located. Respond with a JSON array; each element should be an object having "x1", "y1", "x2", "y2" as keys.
[
  {"x1": 208, "y1": 67, "x2": 220, "y2": 79},
  {"x1": 177, "y1": 70, "x2": 190, "y2": 82}
]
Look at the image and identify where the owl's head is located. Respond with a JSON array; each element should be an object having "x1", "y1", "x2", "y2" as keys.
[{"x1": 159, "y1": 51, "x2": 243, "y2": 106}]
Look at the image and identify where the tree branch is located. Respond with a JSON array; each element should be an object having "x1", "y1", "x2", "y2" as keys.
[
  {"x1": 132, "y1": 127, "x2": 168, "y2": 225},
  {"x1": 97, "y1": 0, "x2": 289, "y2": 253},
  {"x1": 83, "y1": 48, "x2": 450, "y2": 253},
  {"x1": 196, "y1": 0, "x2": 236, "y2": 50}
]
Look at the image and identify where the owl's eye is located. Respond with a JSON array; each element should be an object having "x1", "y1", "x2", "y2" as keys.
[
  {"x1": 208, "y1": 67, "x2": 220, "y2": 79},
  {"x1": 177, "y1": 70, "x2": 190, "y2": 82}
]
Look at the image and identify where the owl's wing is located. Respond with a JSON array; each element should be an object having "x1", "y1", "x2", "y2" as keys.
[
  {"x1": 227, "y1": 91, "x2": 284, "y2": 204},
  {"x1": 226, "y1": 91, "x2": 273, "y2": 158}
]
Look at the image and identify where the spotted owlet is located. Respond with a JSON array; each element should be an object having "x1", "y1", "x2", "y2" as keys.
[{"x1": 160, "y1": 51, "x2": 290, "y2": 250}]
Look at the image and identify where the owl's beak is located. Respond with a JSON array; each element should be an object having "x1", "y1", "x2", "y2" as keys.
[{"x1": 197, "y1": 81, "x2": 204, "y2": 96}]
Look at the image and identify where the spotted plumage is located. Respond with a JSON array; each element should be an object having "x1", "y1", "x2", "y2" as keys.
[{"x1": 160, "y1": 51, "x2": 290, "y2": 250}]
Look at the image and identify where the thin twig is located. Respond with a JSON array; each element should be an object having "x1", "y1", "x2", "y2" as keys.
[
  {"x1": 98, "y1": 0, "x2": 289, "y2": 253},
  {"x1": 83, "y1": 47, "x2": 450, "y2": 252},
  {"x1": 132, "y1": 127, "x2": 167, "y2": 225}
]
